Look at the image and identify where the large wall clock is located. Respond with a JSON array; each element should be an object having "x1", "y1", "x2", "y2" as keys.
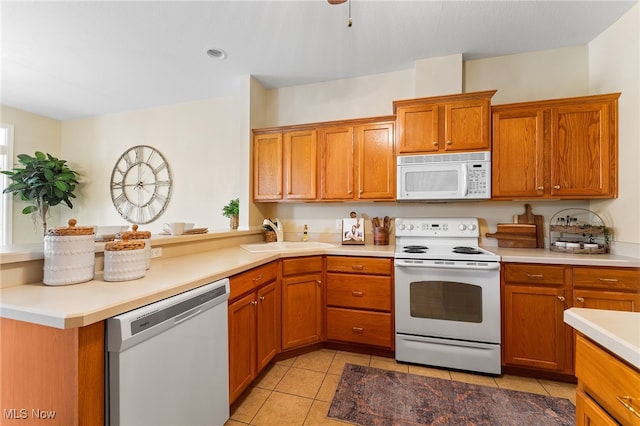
[{"x1": 110, "y1": 145, "x2": 172, "y2": 224}]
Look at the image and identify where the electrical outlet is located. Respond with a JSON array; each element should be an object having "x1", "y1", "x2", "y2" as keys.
[
  {"x1": 151, "y1": 247, "x2": 163, "y2": 258},
  {"x1": 336, "y1": 219, "x2": 342, "y2": 230}
]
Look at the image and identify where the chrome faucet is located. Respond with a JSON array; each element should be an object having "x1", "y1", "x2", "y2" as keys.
[{"x1": 262, "y1": 218, "x2": 283, "y2": 242}]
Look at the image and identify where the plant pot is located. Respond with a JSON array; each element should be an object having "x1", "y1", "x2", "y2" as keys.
[{"x1": 229, "y1": 215, "x2": 239, "y2": 230}]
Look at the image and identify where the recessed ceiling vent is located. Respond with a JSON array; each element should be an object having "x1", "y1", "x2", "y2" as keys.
[{"x1": 206, "y1": 48, "x2": 227, "y2": 60}]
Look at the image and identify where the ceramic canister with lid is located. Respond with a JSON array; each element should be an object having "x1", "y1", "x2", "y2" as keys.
[
  {"x1": 43, "y1": 219, "x2": 96, "y2": 286},
  {"x1": 116, "y1": 224, "x2": 152, "y2": 269},
  {"x1": 104, "y1": 238, "x2": 146, "y2": 282}
]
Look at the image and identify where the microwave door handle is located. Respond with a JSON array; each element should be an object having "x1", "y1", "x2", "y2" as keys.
[{"x1": 461, "y1": 165, "x2": 468, "y2": 196}]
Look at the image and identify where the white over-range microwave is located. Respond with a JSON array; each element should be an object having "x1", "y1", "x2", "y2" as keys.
[{"x1": 397, "y1": 151, "x2": 491, "y2": 201}]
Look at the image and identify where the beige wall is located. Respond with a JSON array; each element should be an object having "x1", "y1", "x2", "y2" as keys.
[
  {"x1": 588, "y1": 2, "x2": 639, "y2": 258},
  {"x1": 1, "y1": 106, "x2": 62, "y2": 244},
  {"x1": 60, "y1": 97, "x2": 247, "y2": 235}
]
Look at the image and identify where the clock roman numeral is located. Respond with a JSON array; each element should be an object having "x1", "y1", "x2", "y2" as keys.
[
  {"x1": 156, "y1": 180, "x2": 170, "y2": 187},
  {"x1": 113, "y1": 193, "x2": 128, "y2": 207},
  {"x1": 154, "y1": 163, "x2": 167, "y2": 174},
  {"x1": 134, "y1": 146, "x2": 144, "y2": 163}
]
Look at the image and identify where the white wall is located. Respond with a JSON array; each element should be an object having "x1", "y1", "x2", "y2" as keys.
[
  {"x1": 0, "y1": 106, "x2": 62, "y2": 243},
  {"x1": 60, "y1": 97, "x2": 246, "y2": 235},
  {"x1": 588, "y1": 3, "x2": 640, "y2": 258}
]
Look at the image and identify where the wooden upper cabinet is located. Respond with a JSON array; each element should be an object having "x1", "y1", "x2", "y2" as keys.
[
  {"x1": 394, "y1": 90, "x2": 495, "y2": 155},
  {"x1": 492, "y1": 107, "x2": 546, "y2": 198},
  {"x1": 355, "y1": 121, "x2": 395, "y2": 200},
  {"x1": 253, "y1": 133, "x2": 283, "y2": 201},
  {"x1": 283, "y1": 130, "x2": 317, "y2": 200},
  {"x1": 318, "y1": 126, "x2": 354, "y2": 200},
  {"x1": 492, "y1": 93, "x2": 619, "y2": 200}
]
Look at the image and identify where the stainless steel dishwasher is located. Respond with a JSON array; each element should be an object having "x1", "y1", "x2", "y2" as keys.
[{"x1": 106, "y1": 278, "x2": 230, "y2": 426}]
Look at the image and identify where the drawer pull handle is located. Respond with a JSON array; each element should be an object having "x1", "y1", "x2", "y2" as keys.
[
  {"x1": 598, "y1": 278, "x2": 619, "y2": 283},
  {"x1": 352, "y1": 327, "x2": 364, "y2": 333},
  {"x1": 526, "y1": 274, "x2": 544, "y2": 279},
  {"x1": 253, "y1": 274, "x2": 263, "y2": 282},
  {"x1": 576, "y1": 297, "x2": 585, "y2": 303},
  {"x1": 352, "y1": 291, "x2": 364, "y2": 297},
  {"x1": 617, "y1": 396, "x2": 640, "y2": 419},
  {"x1": 352, "y1": 265, "x2": 364, "y2": 270},
  {"x1": 557, "y1": 296, "x2": 565, "y2": 302}
]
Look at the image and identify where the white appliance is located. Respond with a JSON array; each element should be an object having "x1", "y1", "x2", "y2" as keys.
[
  {"x1": 396, "y1": 151, "x2": 491, "y2": 201},
  {"x1": 394, "y1": 218, "x2": 501, "y2": 375},
  {"x1": 107, "y1": 279, "x2": 230, "y2": 426}
]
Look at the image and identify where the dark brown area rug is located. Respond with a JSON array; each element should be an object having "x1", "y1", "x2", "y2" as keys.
[{"x1": 328, "y1": 364, "x2": 575, "y2": 426}]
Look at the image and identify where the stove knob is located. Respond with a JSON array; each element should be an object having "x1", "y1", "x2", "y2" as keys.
[
  {"x1": 407, "y1": 224, "x2": 414, "y2": 231},
  {"x1": 458, "y1": 224, "x2": 467, "y2": 231},
  {"x1": 398, "y1": 224, "x2": 406, "y2": 231},
  {"x1": 468, "y1": 223, "x2": 477, "y2": 231}
]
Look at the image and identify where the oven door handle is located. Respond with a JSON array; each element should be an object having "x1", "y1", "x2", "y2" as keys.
[{"x1": 395, "y1": 259, "x2": 500, "y2": 270}]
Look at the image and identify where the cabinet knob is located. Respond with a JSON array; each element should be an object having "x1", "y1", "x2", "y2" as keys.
[
  {"x1": 316, "y1": 280, "x2": 322, "y2": 286},
  {"x1": 432, "y1": 141, "x2": 438, "y2": 146},
  {"x1": 537, "y1": 186, "x2": 544, "y2": 191},
  {"x1": 446, "y1": 140, "x2": 452, "y2": 145},
  {"x1": 557, "y1": 296, "x2": 565, "y2": 302},
  {"x1": 553, "y1": 185, "x2": 561, "y2": 190},
  {"x1": 251, "y1": 300, "x2": 258, "y2": 306},
  {"x1": 259, "y1": 296, "x2": 265, "y2": 301},
  {"x1": 576, "y1": 297, "x2": 585, "y2": 303},
  {"x1": 351, "y1": 291, "x2": 364, "y2": 297},
  {"x1": 351, "y1": 327, "x2": 364, "y2": 333}
]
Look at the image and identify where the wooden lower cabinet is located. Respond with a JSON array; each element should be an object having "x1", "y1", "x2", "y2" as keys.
[
  {"x1": 0, "y1": 318, "x2": 104, "y2": 426},
  {"x1": 281, "y1": 256, "x2": 324, "y2": 350},
  {"x1": 502, "y1": 263, "x2": 640, "y2": 379},
  {"x1": 228, "y1": 263, "x2": 280, "y2": 404},
  {"x1": 325, "y1": 256, "x2": 394, "y2": 350},
  {"x1": 575, "y1": 334, "x2": 640, "y2": 426}
]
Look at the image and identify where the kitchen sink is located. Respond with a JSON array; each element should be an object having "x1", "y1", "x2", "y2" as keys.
[{"x1": 241, "y1": 241, "x2": 337, "y2": 253}]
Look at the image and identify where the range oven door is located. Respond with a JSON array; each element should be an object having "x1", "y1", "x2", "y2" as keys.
[{"x1": 394, "y1": 258, "x2": 500, "y2": 344}]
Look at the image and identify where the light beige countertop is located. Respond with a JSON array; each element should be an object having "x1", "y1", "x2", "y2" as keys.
[
  {"x1": 489, "y1": 247, "x2": 640, "y2": 267},
  {"x1": 0, "y1": 242, "x2": 394, "y2": 329},
  {"x1": 564, "y1": 307, "x2": 640, "y2": 369}
]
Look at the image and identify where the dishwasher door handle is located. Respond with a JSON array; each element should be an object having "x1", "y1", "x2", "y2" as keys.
[{"x1": 174, "y1": 307, "x2": 203, "y2": 325}]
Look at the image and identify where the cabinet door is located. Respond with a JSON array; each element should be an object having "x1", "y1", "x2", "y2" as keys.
[
  {"x1": 550, "y1": 102, "x2": 614, "y2": 198},
  {"x1": 573, "y1": 289, "x2": 640, "y2": 312},
  {"x1": 395, "y1": 104, "x2": 439, "y2": 154},
  {"x1": 318, "y1": 126, "x2": 354, "y2": 200},
  {"x1": 253, "y1": 133, "x2": 283, "y2": 201},
  {"x1": 256, "y1": 281, "x2": 279, "y2": 371},
  {"x1": 492, "y1": 108, "x2": 545, "y2": 198},
  {"x1": 503, "y1": 284, "x2": 568, "y2": 371},
  {"x1": 283, "y1": 130, "x2": 317, "y2": 200},
  {"x1": 281, "y1": 272, "x2": 323, "y2": 350},
  {"x1": 228, "y1": 293, "x2": 257, "y2": 403},
  {"x1": 444, "y1": 98, "x2": 491, "y2": 152},
  {"x1": 355, "y1": 122, "x2": 395, "y2": 200},
  {"x1": 576, "y1": 389, "x2": 618, "y2": 426}
]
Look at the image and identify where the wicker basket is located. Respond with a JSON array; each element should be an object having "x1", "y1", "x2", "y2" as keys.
[{"x1": 264, "y1": 230, "x2": 277, "y2": 242}]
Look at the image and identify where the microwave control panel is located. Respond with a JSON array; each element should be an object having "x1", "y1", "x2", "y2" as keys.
[{"x1": 466, "y1": 163, "x2": 490, "y2": 196}]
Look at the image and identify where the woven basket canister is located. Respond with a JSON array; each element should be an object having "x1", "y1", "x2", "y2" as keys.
[
  {"x1": 116, "y1": 224, "x2": 152, "y2": 270},
  {"x1": 264, "y1": 230, "x2": 277, "y2": 242},
  {"x1": 43, "y1": 219, "x2": 96, "y2": 286},
  {"x1": 103, "y1": 238, "x2": 146, "y2": 282}
]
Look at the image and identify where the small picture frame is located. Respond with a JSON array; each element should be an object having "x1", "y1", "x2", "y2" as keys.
[{"x1": 342, "y1": 218, "x2": 365, "y2": 245}]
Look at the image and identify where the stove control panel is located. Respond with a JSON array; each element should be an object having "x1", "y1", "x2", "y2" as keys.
[{"x1": 395, "y1": 218, "x2": 480, "y2": 237}]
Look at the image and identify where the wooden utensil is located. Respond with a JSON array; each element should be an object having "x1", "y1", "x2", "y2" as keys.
[{"x1": 515, "y1": 204, "x2": 545, "y2": 248}]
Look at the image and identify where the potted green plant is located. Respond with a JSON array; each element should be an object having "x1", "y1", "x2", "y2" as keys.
[
  {"x1": 2, "y1": 151, "x2": 80, "y2": 235},
  {"x1": 221, "y1": 198, "x2": 239, "y2": 229}
]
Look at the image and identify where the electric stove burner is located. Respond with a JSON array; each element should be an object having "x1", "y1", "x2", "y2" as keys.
[
  {"x1": 452, "y1": 246, "x2": 482, "y2": 255},
  {"x1": 403, "y1": 245, "x2": 428, "y2": 253}
]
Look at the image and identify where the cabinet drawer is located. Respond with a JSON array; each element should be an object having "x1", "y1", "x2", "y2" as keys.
[
  {"x1": 326, "y1": 274, "x2": 391, "y2": 311},
  {"x1": 326, "y1": 307, "x2": 392, "y2": 348},
  {"x1": 573, "y1": 267, "x2": 640, "y2": 291},
  {"x1": 230, "y1": 262, "x2": 278, "y2": 301},
  {"x1": 576, "y1": 334, "x2": 640, "y2": 426},
  {"x1": 504, "y1": 263, "x2": 565, "y2": 285},
  {"x1": 326, "y1": 256, "x2": 392, "y2": 275},
  {"x1": 282, "y1": 256, "x2": 323, "y2": 276},
  {"x1": 576, "y1": 389, "x2": 618, "y2": 426}
]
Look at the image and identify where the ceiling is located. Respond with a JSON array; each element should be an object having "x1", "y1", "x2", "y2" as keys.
[{"x1": 1, "y1": 1, "x2": 637, "y2": 121}]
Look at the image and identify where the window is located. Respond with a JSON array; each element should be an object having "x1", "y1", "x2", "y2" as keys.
[{"x1": 1, "y1": 124, "x2": 14, "y2": 245}]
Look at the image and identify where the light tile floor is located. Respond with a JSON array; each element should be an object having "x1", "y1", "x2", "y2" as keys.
[{"x1": 225, "y1": 348, "x2": 577, "y2": 426}]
